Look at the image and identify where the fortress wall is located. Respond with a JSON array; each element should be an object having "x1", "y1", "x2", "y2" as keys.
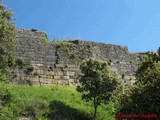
[{"x1": 15, "y1": 29, "x2": 141, "y2": 85}]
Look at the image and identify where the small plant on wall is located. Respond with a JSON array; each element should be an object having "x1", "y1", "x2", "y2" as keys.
[
  {"x1": 24, "y1": 66, "x2": 34, "y2": 75},
  {"x1": 16, "y1": 58, "x2": 26, "y2": 69}
]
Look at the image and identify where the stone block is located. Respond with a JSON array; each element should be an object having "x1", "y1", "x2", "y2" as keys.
[
  {"x1": 52, "y1": 80, "x2": 59, "y2": 84},
  {"x1": 32, "y1": 81, "x2": 40, "y2": 85},
  {"x1": 39, "y1": 78, "x2": 44, "y2": 82},
  {"x1": 66, "y1": 71, "x2": 75, "y2": 76},
  {"x1": 67, "y1": 64, "x2": 76, "y2": 68},
  {"x1": 36, "y1": 64, "x2": 44, "y2": 67},
  {"x1": 59, "y1": 80, "x2": 69, "y2": 85},
  {"x1": 54, "y1": 76, "x2": 61, "y2": 79},
  {"x1": 48, "y1": 71, "x2": 54, "y2": 76},
  {"x1": 63, "y1": 76, "x2": 70, "y2": 80},
  {"x1": 52, "y1": 70, "x2": 60, "y2": 76},
  {"x1": 55, "y1": 64, "x2": 64, "y2": 68},
  {"x1": 130, "y1": 80, "x2": 135, "y2": 84},
  {"x1": 33, "y1": 78, "x2": 39, "y2": 81},
  {"x1": 46, "y1": 75, "x2": 53, "y2": 79},
  {"x1": 69, "y1": 82, "x2": 74, "y2": 86},
  {"x1": 15, "y1": 29, "x2": 140, "y2": 86},
  {"x1": 45, "y1": 71, "x2": 50, "y2": 76},
  {"x1": 46, "y1": 79, "x2": 53, "y2": 84},
  {"x1": 39, "y1": 70, "x2": 44, "y2": 74},
  {"x1": 40, "y1": 75, "x2": 47, "y2": 78},
  {"x1": 59, "y1": 71, "x2": 64, "y2": 76},
  {"x1": 47, "y1": 71, "x2": 55, "y2": 76},
  {"x1": 69, "y1": 79, "x2": 74, "y2": 83},
  {"x1": 43, "y1": 79, "x2": 50, "y2": 84}
]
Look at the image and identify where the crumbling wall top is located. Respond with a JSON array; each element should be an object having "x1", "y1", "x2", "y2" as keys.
[{"x1": 15, "y1": 28, "x2": 46, "y2": 39}]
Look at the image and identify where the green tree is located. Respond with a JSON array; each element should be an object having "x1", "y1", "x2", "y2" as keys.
[
  {"x1": 117, "y1": 51, "x2": 160, "y2": 119},
  {"x1": 157, "y1": 47, "x2": 160, "y2": 56},
  {"x1": 77, "y1": 58, "x2": 120, "y2": 119},
  {"x1": 0, "y1": 2, "x2": 16, "y2": 81}
]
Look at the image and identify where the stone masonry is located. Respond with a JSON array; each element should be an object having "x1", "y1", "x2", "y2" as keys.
[{"x1": 14, "y1": 28, "x2": 142, "y2": 86}]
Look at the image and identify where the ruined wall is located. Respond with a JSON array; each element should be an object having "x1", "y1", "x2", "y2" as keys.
[{"x1": 15, "y1": 29, "x2": 141, "y2": 85}]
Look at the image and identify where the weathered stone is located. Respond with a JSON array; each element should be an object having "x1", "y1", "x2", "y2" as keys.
[
  {"x1": 130, "y1": 80, "x2": 136, "y2": 84},
  {"x1": 48, "y1": 72, "x2": 54, "y2": 76},
  {"x1": 32, "y1": 81, "x2": 40, "y2": 85},
  {"x1": 63, "y1": 76, "x2": 70, "y2": 80},
  {"x1": 66, "y1": 71, "x2": 75, "y2": 76},
  {"x1": 36, "y1": 64, "x2": 44, "y2": 67},
  {"x1": 46, "y1": 79, "x2": 53, "y2": 84},
  {"x1": 59, "y1": 80, "x2": 69, "y2": 85},
  {"x1": 52, "y1": 70, "x2": 60, "y2": 76},
  {"x1": 15, "y1": 28, "x2": 142, "y2": 86},
  {"x1": 54, "y1": 76, "x2": 61, "y2": 79},
  {"x1": 46, "y1": 75, "x2": 53, "y2": 79},
  {"x1": 56, "y1": 64, "x2": 64, "y2": 68},
  {"x1": 69, "y1": 82, "x2": 74, "y2": 86},
  {"x1": 52, "y1": 80, "x2": 59, "y2": 84},
  {"x1": 67, "y1": 64, "x2": 76, "y2": 68},
  {"x1": 19, "y1": 117, "x2": 33, "y2": 120},
  {"x1": 32, "y1": 78, "x2": 39, "y2": 82},
  {"x1": 69, "y1": 79, "x2": 74, "y2": 83}
]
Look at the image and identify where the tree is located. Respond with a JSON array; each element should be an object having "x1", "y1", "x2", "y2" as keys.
[
  {"x1": 0, "y1": 2, "x2": 16, "y2": 81},
  {"x1": 77, "y1": 58, "x2": 120, "y2": 119},
  {"x1": 117, "y1": 51, "x2": 160, "y2": 119},
  {"x1": 157, "y1": 47, "x2": 160, "y2": 56}
]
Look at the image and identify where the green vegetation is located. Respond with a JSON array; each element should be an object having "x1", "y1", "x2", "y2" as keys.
[
  {"x1": 54, "y1": 40, "x2": 92, "y2": 67},
  {"x1": 55, "y1": 40, "x2": 76, "y2": 59},
  {"x1": 24, "y1": 66, "x2": 34, "y2": 75},
  {"x1": 0, "y1": 83, "x2": 115, "y2": 120},
  {"x1": 39, "y1": 33, "x2": 49, "y2": 47},
  {"x1": 116, "y1": 50, "x2": 160, "y2": 119},
  {"x1": 108, "y1": 59, "x2": 112, "y2": 66},
  {"x1": 16, "y1": 58, "x2": 26, "y2": 69},
  {"x1": 2, "y1": 2, "x2": 160, "y2": 120},
  {"x1": 55, "y1": 40, "x2": 82, "y2": 67},
  {"x1": 44, "y1": 33, "x2": 48, "y2": 40},
  {"x1": 77, "y1": 58, "x2": 120, "y2": 119},
  {"x1": 0, "y1": 2, "x2": 16, "y2": 82}
]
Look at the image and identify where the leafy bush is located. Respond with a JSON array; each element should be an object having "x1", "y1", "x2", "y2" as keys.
[
  {"x1": 117, "y1": 51, "x2": 160, "y2": 119},
  {"x1": 21, "y1": 98, "x2": 49, "y2": 119}
]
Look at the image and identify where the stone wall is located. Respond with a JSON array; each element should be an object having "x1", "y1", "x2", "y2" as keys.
[{"x1": 15, "y1": 28, "x2": 142, "y2": 85}]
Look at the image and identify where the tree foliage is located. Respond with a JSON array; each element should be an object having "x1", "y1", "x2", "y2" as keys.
[
  {"x1": 0, "y1": 2, "x2": 16, "y2": 81},
  {"x1": 117, "y1": 51, "x2": 160, "y2": 119},
  {"x1": 77, "y1": 58, "x2": 120, "y2": 119}
]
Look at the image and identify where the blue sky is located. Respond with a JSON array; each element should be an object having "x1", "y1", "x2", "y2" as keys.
[{"x1": 3, "y1": 0, "x2": 160, "y2": 53}]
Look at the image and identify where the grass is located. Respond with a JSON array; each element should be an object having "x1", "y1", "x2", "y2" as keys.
[{"x1": 0, "y1": 83, "x2": 115, "y2": 120}]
